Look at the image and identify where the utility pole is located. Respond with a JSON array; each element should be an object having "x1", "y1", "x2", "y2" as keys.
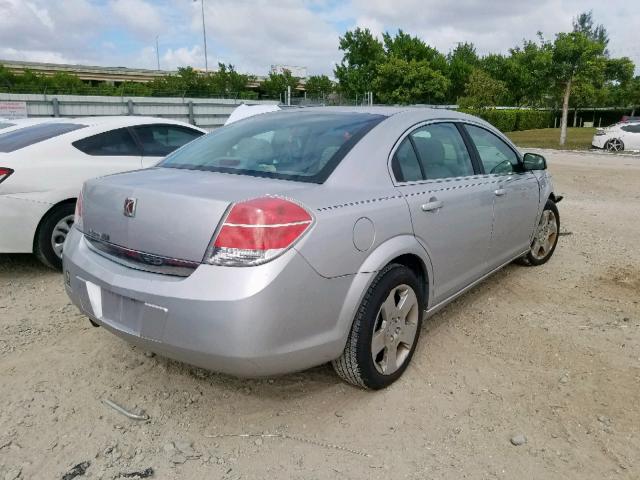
[
  {"x1": 195, "y1": 0, "x2": 208, "y2": 72},
  {"x1": 155, "y1": 35, "x2": 160, "y2": 71}
]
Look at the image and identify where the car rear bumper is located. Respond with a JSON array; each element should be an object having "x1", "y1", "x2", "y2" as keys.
[
  {"x1": 0, "y1": 194, "x2": 51, "y2": 253},
  {"x1": 62, "y1": 228, "x2": 353, "y2": 377}
]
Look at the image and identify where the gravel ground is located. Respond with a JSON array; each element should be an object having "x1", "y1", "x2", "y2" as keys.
[{"x1": 1, "y1": 150, "x2": 639, "y2": 479}]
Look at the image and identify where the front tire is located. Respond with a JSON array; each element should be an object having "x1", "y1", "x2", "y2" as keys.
[
  {"x1": 519, "y1": 200, "x2": 559, "y2": 266},
  {"x1": 332, "y1": 263, "x2": 425, "y2": 389},
  {"x1": 605, "y1": 138, "x2": 624, "y2": 152},
  {"x1": 34, "y1": 202, "x2": 75, "y2": 270}
]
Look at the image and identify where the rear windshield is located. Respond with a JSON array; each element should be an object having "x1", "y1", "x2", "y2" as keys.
[
  {"x1": 159, "y1": 111, "x2": 385, "y2": 183},
  {"x1": 0, "y1": 122, "x2": 86, "y2": 153}
]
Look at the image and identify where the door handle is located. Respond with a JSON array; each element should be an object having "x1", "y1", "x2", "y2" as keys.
[
  {"x1": 421, "y1": 199, "x2": 444, "y2": 212},
  {"x1": 494, "y1": 188, "x2": 506, "y2": 196}
]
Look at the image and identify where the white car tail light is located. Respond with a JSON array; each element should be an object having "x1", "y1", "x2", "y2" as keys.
[
  {"x1": 74, "y1": 188, "x2": 83, "y2": 230},
  {"x1": 205, "y1": 197, "x2": 313, "y2": 266},
  {"x1": 0, "y1": 167, "x2": 13, "y2": 184}
]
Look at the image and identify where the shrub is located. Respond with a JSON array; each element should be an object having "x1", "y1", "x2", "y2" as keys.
[{"x1": 459, "y1": 108, "x2": 553, "y2": 132}]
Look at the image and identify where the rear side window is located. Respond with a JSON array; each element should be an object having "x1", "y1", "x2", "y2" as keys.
[
  {"x1": 0, "y1": 122, "x2": 16, "y2": 130},
  {"x1": 133, "y1": 124, "x2": 203, "y2": 156},
  {"x1": 392, "y1": 138, "x2": 423, "y2": 182},
  {"x1": 621, "y1": 124, "x2": 640, "y2": 133},
  {"x1": 159, "y1": 112, "x2": 385, "y2": 183},
  {"x1": 465, "y1": 125, "x2": 519, "y2": 174},
  {"x1": 73, "y1": 127, "x2": 141, "y2": 156},
  {"x1": 0, "y1": 123, "x2": 85, "y2": 153},
  {"x1": 410, "y1": 123, "x2": 474, "y2": 179}
]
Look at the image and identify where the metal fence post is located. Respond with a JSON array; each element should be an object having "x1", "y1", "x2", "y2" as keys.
[
  {"x1": 52, "y1": 97, "x2": 60, "y2": 117},
  {"x1": 188, "y1": 101, "x2": 195, "y2": 125}
]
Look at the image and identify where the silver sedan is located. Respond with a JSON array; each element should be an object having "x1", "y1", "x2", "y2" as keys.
[{"x1": 63, "y1": 107, "x2": 561, "y2": 389}]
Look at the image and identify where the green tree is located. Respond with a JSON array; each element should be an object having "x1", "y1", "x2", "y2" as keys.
[
  {"x1": 447, "y1": 42, "x2": 479, "y2": 102},
  {"x1": 573, "y1": 10, "x2": 609, "y2": 51},
  {"x1": 500, "y1": 39, "x2": 554, "y2": 106},
  {"x1": 552, "y1": 13, "x2": 608, "y2": 145},
  {"x1": 304, "y1": 74, "x2": 333, "y2": 99},
  {"x1": 373, "y1": 56, "x2": 449, "y2": 104},
  {"x1": 458, "y1": 68, "x2": 508, "y2": 108},
  {"x1": 260, "y1": 69, "x2": 299, "y2": 100},
  {"x1": 334, "y1": 27, "x2": 384, "y2": 99},
  {"x1": 207, "y1": 63, "x2": 250, "y2": 97},
  {"x1": 382, "y1": 29, "x2": 448, "y2": 73}
]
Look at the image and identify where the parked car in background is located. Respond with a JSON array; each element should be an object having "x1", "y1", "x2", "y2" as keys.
[
  {"x1": 63, "y1": 107, "x2": 561, "y2": 389},
  {"x1": 0, "y1": 116, "x2": 205, "y2": 268},
  {"x1": 592, "y1": 121, "x2": 640, "y2": 152},
  {"x1": 0, "y1": 117, "x2": 66, "y2": 132}
]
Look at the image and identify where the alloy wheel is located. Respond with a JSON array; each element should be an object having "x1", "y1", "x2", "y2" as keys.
[
  {"x1": 370, "y1": 284, "x2": 419, "y2": 375},
  {"x1": 606, "y1": 138, "x2": 623, "y2": 152},
  {"x1": 51, "y1": 214, "x2": 75, "y2": 259},
  {"x1": 530, "y1": 210, "x2": 558, "y2": 261}
]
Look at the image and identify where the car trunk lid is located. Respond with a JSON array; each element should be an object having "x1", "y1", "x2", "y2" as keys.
[{"x1": 81, "y1": 167, "x2": 308, "y2": 263}]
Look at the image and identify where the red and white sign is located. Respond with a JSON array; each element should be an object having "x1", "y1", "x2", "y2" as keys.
[{"x1": 0, "y1": 101, "x2": 28, "y2": 119}]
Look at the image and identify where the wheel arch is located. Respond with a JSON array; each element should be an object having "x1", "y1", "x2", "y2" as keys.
[
  {"x1": 334, "y1": 235, "x2": 434, "y2": 354},
  {"x1": 32, "y1": 197, "x2": 77, "y2": 253}
]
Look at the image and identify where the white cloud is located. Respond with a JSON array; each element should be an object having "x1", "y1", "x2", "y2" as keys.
[
  {"x1": 0, "y1": 0, "x2": 637, "y2": 75},
  {"x1": 162, "y1": 45, "x2": 204, "y2": 69},
  {"x1": 193, "y1": 0, "x2": 341, "y2": 74},
  {"x1": 110, "y1": 0, "x2": 165, "y2": 38}
]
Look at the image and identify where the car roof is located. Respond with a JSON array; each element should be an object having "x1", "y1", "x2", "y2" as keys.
[
  {"x1": 259, "y1": 105, "x2": 481, "y2": 123},
  {"x1": 61, "y1": 116, "x2": 206, "y2": 130}
]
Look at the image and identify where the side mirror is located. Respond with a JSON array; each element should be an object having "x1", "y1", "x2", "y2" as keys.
[{"x1": 523, "y1": 152, "x2": 547, "y2": 171}]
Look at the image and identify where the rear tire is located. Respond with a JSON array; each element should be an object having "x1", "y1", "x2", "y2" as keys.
[
  {"x1": 518, "y1": 200, "x2": 559, "y2": 266},
  {"x1": 34, "y1": 202, "x2": 75, "y2": 270},
  {"x1": 332, "y1": 263, "x2": 425, "y2": 389}
]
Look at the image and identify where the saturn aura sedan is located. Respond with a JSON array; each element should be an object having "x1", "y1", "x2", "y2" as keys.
[
  {"x1": 63, "y1": 107, "x2": 561, "y2": 389},
  {"x1": 0, "y1": 116, "x2": 205, "y2": 269}
]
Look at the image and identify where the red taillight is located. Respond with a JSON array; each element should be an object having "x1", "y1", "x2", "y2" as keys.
[
  {"x1": 0, "y1": 167, "x2": 13, "y2": 184},
  {"x1": 205, "y1": 197, "x2": 313, "y2": 266}
]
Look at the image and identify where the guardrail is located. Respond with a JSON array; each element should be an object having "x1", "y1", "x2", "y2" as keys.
[{"x1": 0, "y1": 93, "x2": 279, "y2": 130}]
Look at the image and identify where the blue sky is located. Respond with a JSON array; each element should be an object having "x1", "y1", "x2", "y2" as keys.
[{"x1": 1, "y1": 0, "x2": 638, "y2": 76}]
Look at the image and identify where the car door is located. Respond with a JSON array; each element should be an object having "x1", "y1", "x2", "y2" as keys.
[
  {"x1": 620, "y1": 124, "x2": 640, "y2": 150},
  {"x1": 391, "y1": 122, "x2": 494, "y2": 304},
  {"x1": 463, "y1": 124, "x2": 541, "y2": 269},
  {"x1": 132, "y1": 124, "x2": 204, "y2": 168},
  {"x1": 72, "y1": 127, "x2": 143, "y2": 174}
]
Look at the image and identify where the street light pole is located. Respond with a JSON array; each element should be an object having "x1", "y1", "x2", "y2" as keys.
[
  {"x1": 155, "y1": 35, "x2": 160, "y2": 71},
  {"x1": 198, "y1": 0, "x2": 208, "y2": 72}
]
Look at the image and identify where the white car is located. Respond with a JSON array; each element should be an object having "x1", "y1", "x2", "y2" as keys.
[
  {"x1": 592, "y1": 121, "x2": 640, "y2": 152},
  {"x1": 0, "y1": 116, "x2": 205, "y2": 268}
]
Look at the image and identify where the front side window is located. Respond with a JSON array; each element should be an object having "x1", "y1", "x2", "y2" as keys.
[
  {"x1": 133, "y1": 124, "x2": 203, "y2": 156},
  {"x1": 410, "y1": 123, "x2": 474, "y2": 179},
  {"x1": 73, "y1": 128, "x2": 141, "y2": 156},
  {"x1": 465, "y1": 124, "x2": 519, "y2": 174},
  {"x1": 159, "y1": 112, "x2": 385, "y2": 183},
  {"x1": 0, "y1": 123, "x2": 86, "y2": 153}
]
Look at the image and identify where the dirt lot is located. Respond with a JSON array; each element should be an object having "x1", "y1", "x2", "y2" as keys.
[{"x1": 1, "y1": 150, "x2": 639, "y2": 480}]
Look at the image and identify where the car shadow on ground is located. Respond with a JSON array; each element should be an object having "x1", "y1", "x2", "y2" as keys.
[
  {"x1": 132, "y1": 263, "x2": 520, "y2": 397},
  {"x1": 2, "y1": 250, "x2": 518, "y2": 397},
  {"x1": 0, "y1": 253, "x2": 55, "y2": 276}
]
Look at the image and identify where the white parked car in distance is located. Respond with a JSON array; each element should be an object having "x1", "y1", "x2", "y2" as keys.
[
  {"x1": 0, "y1": 116, "x2": 205, "y2": 268},
  {"x1": 592, "y1": 121, "x2": 640, "y2": 152}
]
